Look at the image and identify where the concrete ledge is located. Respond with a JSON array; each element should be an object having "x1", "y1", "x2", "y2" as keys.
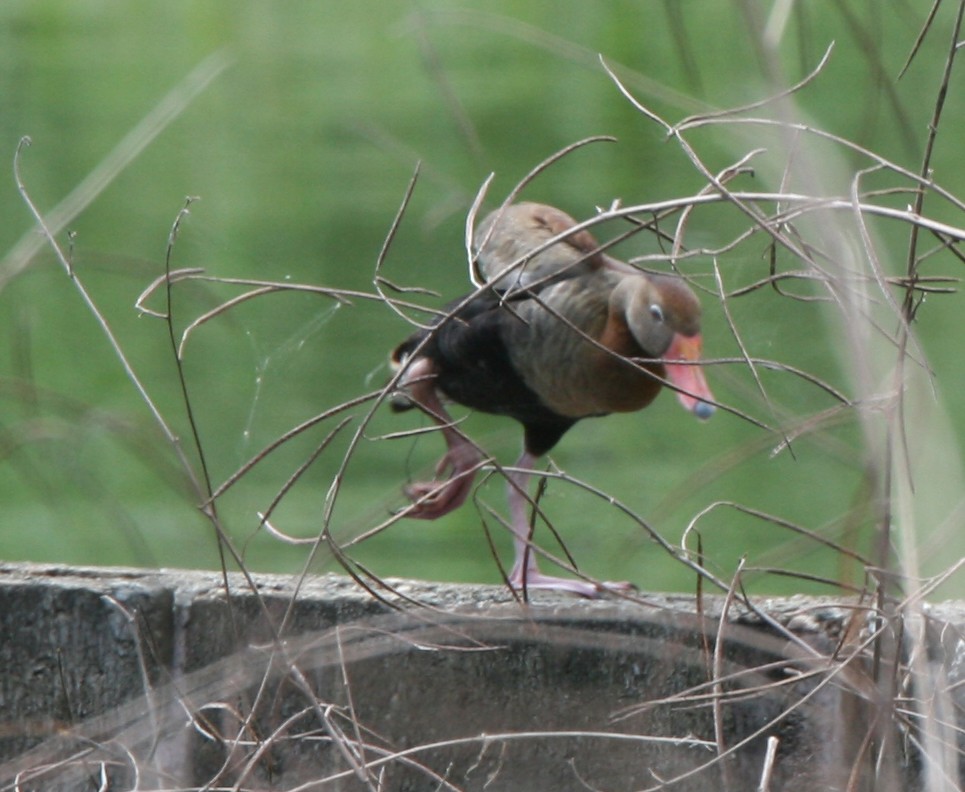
[{"x1": 0, "y1": 562, "x2": 961, "y2": 790}]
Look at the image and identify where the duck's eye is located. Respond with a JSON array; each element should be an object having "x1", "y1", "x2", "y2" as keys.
[{"x1": 649, "y1": 304, "x2": 664, "y2": 323}]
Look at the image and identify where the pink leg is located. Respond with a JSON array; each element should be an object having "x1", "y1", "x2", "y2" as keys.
[
  {"x1": 506, "y1": 452, "x2": 636, "y2": 598},
  {"x1": 398, "y1": 358, "x2": 484, "y2": 519}
]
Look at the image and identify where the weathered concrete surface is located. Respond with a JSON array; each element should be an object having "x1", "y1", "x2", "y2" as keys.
[{"x1": 0, "y1": 562, "x2": 961, "y2": 791}]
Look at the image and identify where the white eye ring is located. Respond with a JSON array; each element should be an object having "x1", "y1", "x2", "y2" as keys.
[{"x1": 649, "y1": 304, "x2": 664, "y2": 322}]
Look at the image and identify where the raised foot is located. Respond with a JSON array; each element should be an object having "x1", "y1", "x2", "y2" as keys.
[
  {"x1": 402, "y1": 445, "x2": 483, "y2": 519},
  {"x1": 403, "y1": 476, "x2": 473, "y2": 518}
]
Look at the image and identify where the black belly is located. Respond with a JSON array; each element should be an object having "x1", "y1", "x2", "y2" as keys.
[{"x1": 395, "y1": 290, "x2": 577, "y2": 456}]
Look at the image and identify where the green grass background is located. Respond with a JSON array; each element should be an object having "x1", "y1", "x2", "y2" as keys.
[{"x1": 2, "y1": 2, "x2": 964, "y2": 596}]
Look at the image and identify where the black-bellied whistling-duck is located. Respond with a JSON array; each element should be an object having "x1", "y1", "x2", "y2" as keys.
[{"x1": 390, "y1": 202, "x2": 714, "y2": 597}]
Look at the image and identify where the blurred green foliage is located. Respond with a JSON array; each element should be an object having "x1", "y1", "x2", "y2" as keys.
[{"x1": 2, "y1": 1, "x2": 964, "y2": 596}]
